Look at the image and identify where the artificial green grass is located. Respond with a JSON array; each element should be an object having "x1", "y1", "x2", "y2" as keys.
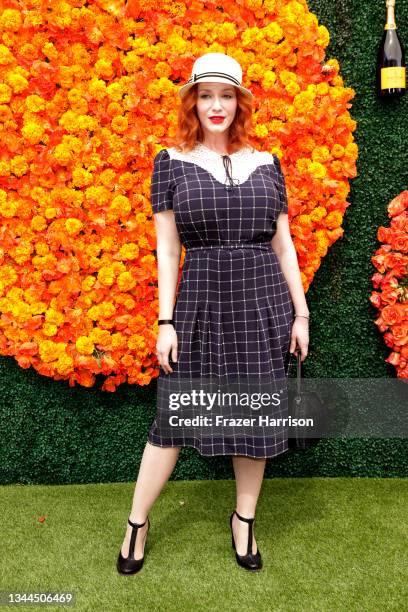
[{"x1": 1, "y1": 478, "x2": 407, "y2": 611}]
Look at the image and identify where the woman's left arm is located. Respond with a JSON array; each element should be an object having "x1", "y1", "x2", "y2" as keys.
[{"x1": 271, "y1": 213, "x2": 309, "y2": 360}]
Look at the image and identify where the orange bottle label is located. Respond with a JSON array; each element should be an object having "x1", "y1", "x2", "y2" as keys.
[{"x1": 381, "y1": 66, "x2": 406, "y2": 89}]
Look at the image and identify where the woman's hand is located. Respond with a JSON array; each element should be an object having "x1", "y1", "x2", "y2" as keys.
[
  {"x1": 156, "y1": 324, "x2": 178, "y2": 374},
  {"x1": 289, "y1": 317, "x2": 309, "y2": 361}
]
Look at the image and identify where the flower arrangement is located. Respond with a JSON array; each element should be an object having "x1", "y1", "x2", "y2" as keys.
[
  {"x1": 370, "y1": 191, "x2": 408, "y2": 378},
  {"x1": 0, "y1": 0, "x2": 357, "y2": 389}
]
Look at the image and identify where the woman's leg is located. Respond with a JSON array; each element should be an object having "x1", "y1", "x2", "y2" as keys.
[
  {"x1": 231, "y1": 456, "x2": 266, "y2": 556},
  {"x1": 120, "y1": 441, "x2": 181, "y2": 559}
]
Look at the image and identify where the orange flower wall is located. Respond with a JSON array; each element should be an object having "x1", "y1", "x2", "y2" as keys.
[
  {"x1": 0, "y1": 0, "x2": 357, "y2": 390},
  {"x1": 370, "y1": 191, "x2": 408, "y2": 379}
]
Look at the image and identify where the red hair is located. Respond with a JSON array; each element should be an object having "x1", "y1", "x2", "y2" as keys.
[{"x1": 172, "y1": 84, "x2": 255, "y2": 155}]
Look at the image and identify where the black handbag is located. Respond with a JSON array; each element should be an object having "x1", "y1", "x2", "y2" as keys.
[{"x1": 286, "y1": 351, "x2": 329, "y2": 450}]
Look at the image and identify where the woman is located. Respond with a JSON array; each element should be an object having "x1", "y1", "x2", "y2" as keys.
[{"x1": 117, "y1": 52, "x2": 309, "y2": 575}]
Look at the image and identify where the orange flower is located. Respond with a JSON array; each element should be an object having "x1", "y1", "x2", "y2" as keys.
[{"x1": 371, "y1": 191, "x2": 408, "y2": 377}]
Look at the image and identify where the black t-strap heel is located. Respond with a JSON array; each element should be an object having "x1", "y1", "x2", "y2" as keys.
[
  {"x1": 229, "y1": 510, "x2": 263, "y2": 571},
  {"x1": 117, "y1": 516, "x2": 150, "y2": 575}
]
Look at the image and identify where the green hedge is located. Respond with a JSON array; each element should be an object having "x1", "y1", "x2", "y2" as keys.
[{"x1": 1, "y1": 0, "x2": 407, "y2": 484}]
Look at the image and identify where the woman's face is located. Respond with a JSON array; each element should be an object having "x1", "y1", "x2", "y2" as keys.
[{"x1": 196, "y1": 82, "x2": 238, "y2": 137}]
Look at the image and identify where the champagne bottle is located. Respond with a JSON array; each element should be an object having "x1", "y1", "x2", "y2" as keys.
[{"x1": 376, "y1": 0, "x2": 406, "y2": 97}]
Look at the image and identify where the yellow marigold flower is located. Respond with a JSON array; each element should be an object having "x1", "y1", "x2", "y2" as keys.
[
  {"x1": 242, "y1": 27, "x2": 264, "y2": 47},
  {"x1": 112, "y1": 333, "x2": 127, "y2": 350},
  {"x1": 35, "y1": 242, "x2": 49, "y2": 255},
  {"x1": 124, "y1": 297, "x2": 135, "y2": 310},
  {"x1": 72, "y1": 167, "x2": 93, "y2": 188},
  {"x1": 99, "y1": 302, "x2": 116, "y2": 318},
  {"x1": 128, "y1": 334, "x2": 146, "y2": 351},
  {"x1": 56, "y1": 356, "x2": 74, "y2": 375},
  {"x1": 0, "y1": 160, "x2": 10, "y2": 176},
  {"x1": 122, "y1": 50, "x2": 144, "y2": 73},
  {"x1": 0, "y1": 9, "x2": 22, "y2": 31},
  {"x1": 345, "y1": 142, "x2": 358, "y2": 157},
  {"x1": 247, "y1": 63, "x2": 263, "y2": 80},
  {"x1": 0, "y1": 265, "x2": 18, "y2": 286},
  {"x1": 25, "y1": 95, "x2": 46, "y2": 113},
  {"x1": 11, "y1": 244, "x2": 32, "y2": 264},
  {"x1": 217, "y1": 22, "x2": 237, "y2": 42},
  {"x1": 325, "y1": 211, "x2": 342, "y2": 229},
  {"x1": 297, "y1": 214, "x2": 313, "y2": 228},
  {"x1": 140, "y1": 254, "x2": 155, "y2": 267},
  {"x1": 109, "y1": 194, "x2": 131, "y2": 216},
  {"x1": 119, "y1": 172, "x2": 134, "y2": 190},
  {"x1": 293, "y1": 90, "x2": 315, "y2": 113},
  {"x1": 82, "y1": 276, "x2": 96, "y2": 291},
  {"x1": 119, "y1": 243, "x2": 139, "y2": 260},
  {"x1": 108, "y1": 151, "x2": 125, "y2": 169},
  {"x1": 45, "y1": 208, "x2": 58, "y2": 219},
  {"x1": 107, "y1": 102, "x2": 122, "y2": 117},
  {"x1": 21, "y1": 122, "x2": 45, "y2": 144},
  {"x1": 254, "y1": 124, "x2": 269, "y2": 138},
  {"x1": 0, "y1": 44, "x2": 14, "y2": 65},
  {"x1": 99, "y1": 169, "x2": 116, "y2": 186},
  {"x1": 86, "y1": 244, "x2": 101, "y2": 257},
  {"x1": 65, "y1": 218, "x2": 83, "y2": 235},
  {"x1": 88, "y1": 78, "x2": 107, "y2": 101},
  {"x1": 106, "y1": 82, "x2": 125, "y2": 102},
  {"x1": 309, "y1": 161, "x2": 327, "y2": 179},
  {"x1": 76, "y1": 336, "x2": 94, "y2": 355},
  {"x1": 315, "y1": 230, "x2": 330, "y2": 257},
  {"x1": 89, "y1": 257, "x2": 102, "y2": 269},
  {"x1": 112, "y1": 261, "x2": 126, "y2": 275},
  {"x1": 45, "y1": 308, "x2": 64, "y2": 326},
  {"x1": 43, "y1": 323, "x2": 58, "y2": 337},
  {"x1": 317, "y1": 25, "x2": 330, "y2": 47},
  {"x1": 67, "y1": 88, "x2": 84, "y2": 105},
  {"x1": 332, "y1": 144, "x2": 345, "y2": 158},
  {"x1": 0, "y1": 83, "x2": 12, "y2": 103},
  {"x1": 53, "y1": 144, "x2": 74, "y2": 165},
  {"x1": 8, "y1": 72, "x2": 29, "y2": 93},
  {"x1": 316, "y1": 82, "x2": 329, "y2": 96},
  {"x1": 111, "y1": 115, "x2": 128, "y2": 133},
  {"x1": 87, "y1": 306, "x2": 100, "y2": 322},
  {"x1": 261, "y1": 70, "x2": 276, "y2": 91},
  {"x1": 329, "y1": 87, "x2": 344, "y2": 101},
  {"x1": 117, "y1": 271, "x2": 136, "y2": 291},
  {"x1": 97, "y1": 266, "x2": 116, "y2": 286},
  {"x1": 89, "y1": 328, "x2": 111, "y2": 344},
  {"x1": 279, "y1": 70, "x2": 297, "y2": 85},
  {"x1": 0, "y1": 198, "x2": 19, "y2": 218},
  {"x1": 138, "y1": 236, "x2": 150, "y2": 250},
  {"x1": 39, "y1": 340, "x2": 62, "y2": 363},
  {"x1": 312, "y1": 146, "x2": 331, "y2": 164},
  {"x1": 310, "y1": 207, "x2": 327, "y2": 222},
  {"x1": 147, "y1": 77, "x2": 175, "y2": 100},
  {"x1": 61, "y1": 134, "x2": 83, "y2": 153},
  {"x1": 286, "y1": 81, "x2": 300, "y2": 96},
  {"x1": 151, "y1": 61, "x2": 170, "y2": 80}
]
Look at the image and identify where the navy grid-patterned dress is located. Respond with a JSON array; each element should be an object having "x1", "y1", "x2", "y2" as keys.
[{"x1": 147, "y1": 142, "x2": 295, "y2": 459}]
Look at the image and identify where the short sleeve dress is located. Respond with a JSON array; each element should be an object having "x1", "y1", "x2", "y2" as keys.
[{"x1": 147, "y1": 142, "x2": 295, "y2": 459}]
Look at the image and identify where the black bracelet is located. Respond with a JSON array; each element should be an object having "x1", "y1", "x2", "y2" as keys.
[{"x1": 158, "y1": 319, "x2": 174, "y2": 326}]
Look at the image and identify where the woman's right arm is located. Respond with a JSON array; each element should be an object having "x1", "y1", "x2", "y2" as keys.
[
  {"x1": 150, "y1": 148, "x2": 181, "y2": 374},
  {"x1": 154, "y1": 211, "x2": 181, "y2": 373}
]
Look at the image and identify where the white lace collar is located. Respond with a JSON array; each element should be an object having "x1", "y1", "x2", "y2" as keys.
[{"x1": 167, "y1": 142, "x2": 274, "y2": 187}]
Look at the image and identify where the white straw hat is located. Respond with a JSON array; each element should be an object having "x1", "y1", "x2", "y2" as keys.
[{"x1": 178, "y1": 52, "x2": 253, "y2": 100}]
